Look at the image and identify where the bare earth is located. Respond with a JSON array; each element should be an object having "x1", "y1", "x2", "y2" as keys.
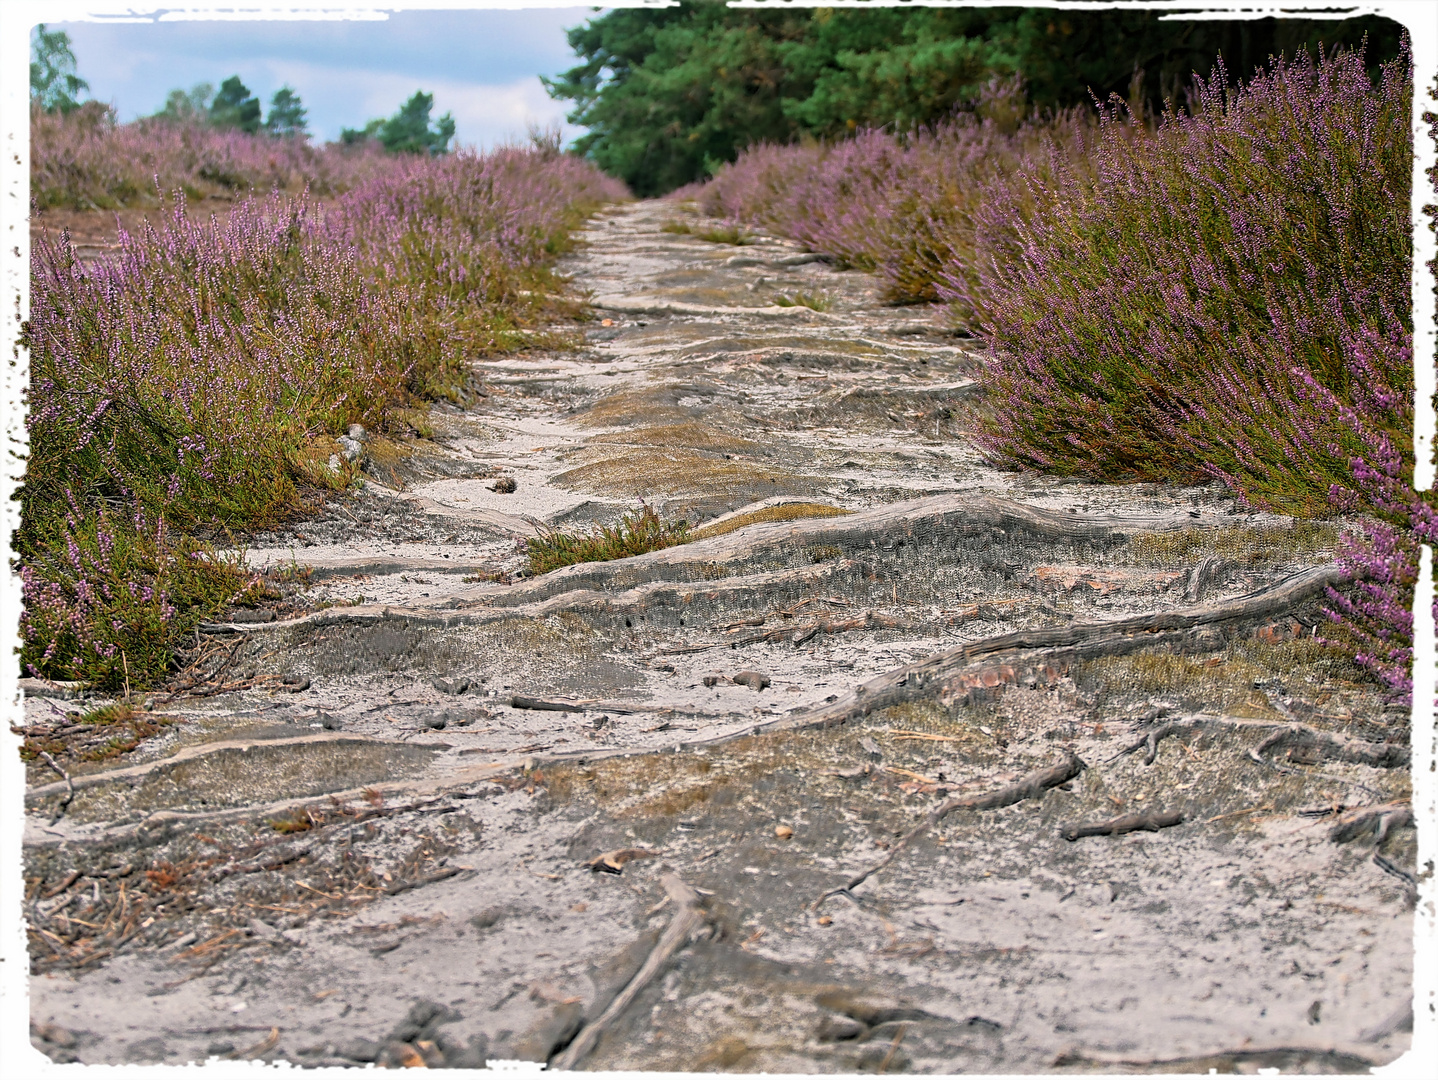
[{"x1": 22, "y1": 201, "x2": 1416, "y2": 1072}]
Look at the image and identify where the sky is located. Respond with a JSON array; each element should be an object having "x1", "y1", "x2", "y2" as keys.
[{"x1": 43, "y1": 7, "x2": 611, "y2": 149}]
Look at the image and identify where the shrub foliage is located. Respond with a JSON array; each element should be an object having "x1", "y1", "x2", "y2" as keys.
[
  {"x1": 706, "y1": 40, "x2": 1428, "y2": 702},
  {"x1": 21, "y1": 145, "x2": 627, "y2": 689}
]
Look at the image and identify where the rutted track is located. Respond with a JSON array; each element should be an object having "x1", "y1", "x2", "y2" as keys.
[{"x1": 24, "y1": 202, "x2": 1414, "y2": 1071}]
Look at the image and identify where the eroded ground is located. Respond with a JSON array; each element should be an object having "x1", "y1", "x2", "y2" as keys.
[{"x1": 21, "y1": 201, "x2": 1416, "y2": 1072}]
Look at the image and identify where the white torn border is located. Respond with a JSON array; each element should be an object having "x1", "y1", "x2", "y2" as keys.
[{"x1": 0, "y1": 2, "x2": 1434, "y2": 1078}]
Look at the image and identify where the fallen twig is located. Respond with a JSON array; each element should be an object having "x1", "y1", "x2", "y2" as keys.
[
  {"x1": 1371, "y1": 853, "x2": 1417, "y2": 892},
  {"x1": 384, "y1": 867, "x2": 463, "y2": 896},
  {"x1": 816, "y1": 751, "x2": 1085, "y2": 907},
  {"x1": 210, "y1": 844, "x2": 313, "y2": 882},
  {"x1": 1060, "y1": 810, "x2": 1184, "y2": 841},
  {"x1": 550, "y1": 875, "x2": 707, "y2": 1070},
  {"x1": 511, "y1": 695, "x2": 588, "y2": 712}
]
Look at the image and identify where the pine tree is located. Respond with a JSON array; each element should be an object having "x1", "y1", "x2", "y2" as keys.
[
  {"x1": 265, "y1": 86, "x2": 308, "y2": 138},
  {"x1": 209, "y1": 76, "x2": 262, "y2": 134}
]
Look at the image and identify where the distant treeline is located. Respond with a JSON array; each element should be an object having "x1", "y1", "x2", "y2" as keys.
[
  {"x1": 544, "y1": 1, "x2": 1406, "y2": 195},
  {"x1": 31, "y1": 24, "x2": 454, "y2": 156}
]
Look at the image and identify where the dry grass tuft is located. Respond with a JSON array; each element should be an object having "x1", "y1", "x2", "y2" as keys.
[
  {"x1": 690, "y1": 502, "x2": 851, "y2": 540},
  {"x1": 1121, "y1": 522, "x2": 1341, "y2": 567}
]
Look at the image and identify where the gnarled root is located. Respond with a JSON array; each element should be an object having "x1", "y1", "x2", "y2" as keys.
[{"x1": 815, "y1": 751, "x2": 1085, "y2": 907}]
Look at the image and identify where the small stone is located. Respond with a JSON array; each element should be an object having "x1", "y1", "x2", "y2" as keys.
[
  {"x1": 422, "y1": 715, "x2": 448, "y2": 730},
  {"x1": 732, "y1": 670, "x2": 770, "y2": 690},
  {"x1": 817, "y1": 915, "x2": 833, "y2": 926},
  {"x1": 432, "y1": 676, "x2": 470, "y2": 696},
  {"x1": 336, "y1": 435, "x2": 364, "y2": 462},
  {"x1": 702, "y1": 674, "x2": 728, "y2": 688},
  {"x1": 247, "y1": 918, "x2": 278, "y2": 940},
  {"x1": 774, "y1": 825, "x2": 794, "y2": 840},
  {"x1": 338, "y1": 1038, "x2": 383, "y2": 1063},
  {"x1": 490, "y1": 477, "x2": 518, "y2": 494},
  {"x1": 816, "y1": 1015, "x2": 867, "y2": 1042},
  {"x1": 347, "y1": 423, "x2": 366, "y2": 440},
  {"x1": 33, "y1": 1022, "x2": 77, "y2": 1048},
  {"x1": 207, "y1": 1042, "x2": 237, "y2": 1059}
]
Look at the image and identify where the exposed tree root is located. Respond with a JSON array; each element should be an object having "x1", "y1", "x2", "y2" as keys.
[
  {"x1": 659, "y1": 608, "x2": 937, "y2": 656},
  {"x1": 1060, "y1": 810, "x2": 1184, "y2": 841},
  {"x1": 550, "y1": 875, "x2": 708, "y2": 1070},
  {"x1": 468, "y1": 493, "x2": 1219, "y2": 606},
  {"x1": 1327, "y1": 802, "x2": 1414, "y2": 844},
  {"x1": 1251, "y1": 724, "x2": 1409, "y2": 770},
  {"x1": 729, "y1": 565, "x2": 1341, "y2": 745},
  {"x1": 1107, "y1": 716, "x2": 1287, "y2": 765},
  {"x1": 816, "y1": 752, "x2": 1085, "y2": 907}
]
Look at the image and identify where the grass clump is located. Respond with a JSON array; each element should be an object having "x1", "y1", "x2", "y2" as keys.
[
  {"x1": 527, "y1": 506, "x2": 690, "y2": 576},
  {"x1": 695, "y1": 224, "x2": 753, "y2": 245},
  {"x1": 772, "y1": 291, "x2": 832, "y2": 312},
  {"x1": 660, "y1": 220, "x2": 693, "y2": 235}
]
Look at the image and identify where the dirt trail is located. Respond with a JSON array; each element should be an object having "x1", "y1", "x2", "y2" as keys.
[{"x1": 23, "y1": 201, "x2": 1415, "y2": 1071}]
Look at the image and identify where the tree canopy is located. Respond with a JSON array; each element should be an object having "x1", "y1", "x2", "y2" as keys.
[
  {"x1": 209, "y1": 76, "x2": 263, "y2": 134},
  {"x1": 30, "y1": 24, "x2": 89, "y2": 114},
  {"x1": 340, "y1": 91, "x2": 456, "y2": 155},
  {"x1": 544, "y1": 1, "x2": 1405, "y2": 196},
  {"x1": 265, "y1": 86, "x2": 308, "y2": 138}
]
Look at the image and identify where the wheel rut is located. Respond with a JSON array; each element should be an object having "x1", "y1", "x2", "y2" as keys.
[{"x1": 24, "y1": 202, "x2": 1413, "y2": 1070}]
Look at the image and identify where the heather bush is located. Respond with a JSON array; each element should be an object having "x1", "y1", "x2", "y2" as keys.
[
  {"x1": 963, "y1": 47, "x2": 1413, "y2": 513},
  {"x1": 24, "y1": 193, "x2": 409, "y2": 536},
  {"x1": 328, "y1": 147, "x2": 627, "y2": 400},
  {"x1": 703, "y1": 84, "x2": 1092, "y2": 308},
  {"x1": 959, "y1": 44, "x2": 1424, "y2": 700},
  {"x1": 30, "y1": 104, "x2": 393, "y2": 210},
  {"x1": 21, "y1": 148, "x2": 627, "y2": 688},
  {"x1": 701, "y1": 41, "x2": 1426, "y2": 702}
]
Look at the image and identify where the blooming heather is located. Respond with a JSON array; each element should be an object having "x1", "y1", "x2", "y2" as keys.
[
  {"x1": 21, "y1": 146, "x2": 627, "y2": 688},
  {"x1": 704, "y1": 42, "x2": 1427, "y2": 702},
  {"x1": 30, "y1": 103, "x2": 393, "y2": 209}
]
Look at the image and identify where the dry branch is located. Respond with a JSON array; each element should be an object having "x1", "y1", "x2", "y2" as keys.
[
  {"x1": 550, "y1": 875, "x2": 707, "y2": 1070},
  {"x1": 706, "y1": 565, "x2": 1342, "y2": 748},
  {"x1": 1060, "y1": 810, "x2": 1184, "y2": 841},
  {"x1": 816, "y1": 751, "x2": 1085, "y2": 906}
]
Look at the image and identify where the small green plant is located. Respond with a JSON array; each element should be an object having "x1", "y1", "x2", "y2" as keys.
[
  {"x1": 527, "y1": 506, "x2": 690, "y2": 575},
  {"x1": 660, "y1": 220, "x2": 693, "y2": 235},
  {"x1": 695, "y1": 225, "x2": 753, "y2": 245},
  {"x1": 268, "y1": 807, "x2": 315, "y2": 834},
  {"x1": 773, "y1": 291, "x2": 832, "y2": 312}
]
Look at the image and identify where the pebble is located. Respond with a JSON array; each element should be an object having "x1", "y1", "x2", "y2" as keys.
[{"x1": 733, "y1": 670, "x2": 771, "y2": 690}]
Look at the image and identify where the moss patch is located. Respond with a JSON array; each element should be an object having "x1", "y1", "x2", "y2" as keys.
[
  {"x1": 1120, "y1": 522, "x2": 1341, "y2": 568},
  {"x1": 553, "y1": 448, "x2": 816, "y2": 498},
  {"x1": 590, "y1": 422, "x2": 761, "y2": 453}
]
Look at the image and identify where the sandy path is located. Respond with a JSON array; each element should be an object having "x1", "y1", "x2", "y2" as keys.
[{"x1": 23, "y1": 201, "x2": 1413, "y2": 1070}]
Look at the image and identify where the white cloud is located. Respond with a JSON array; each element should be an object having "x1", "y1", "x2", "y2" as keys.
[{"x1": 256, "y1": 59, "x2": 574, "y2": 147}]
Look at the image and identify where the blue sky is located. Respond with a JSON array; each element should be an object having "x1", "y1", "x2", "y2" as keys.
[{"x1": 45, "y1": 7, "x2": 612, "y2": 149}]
